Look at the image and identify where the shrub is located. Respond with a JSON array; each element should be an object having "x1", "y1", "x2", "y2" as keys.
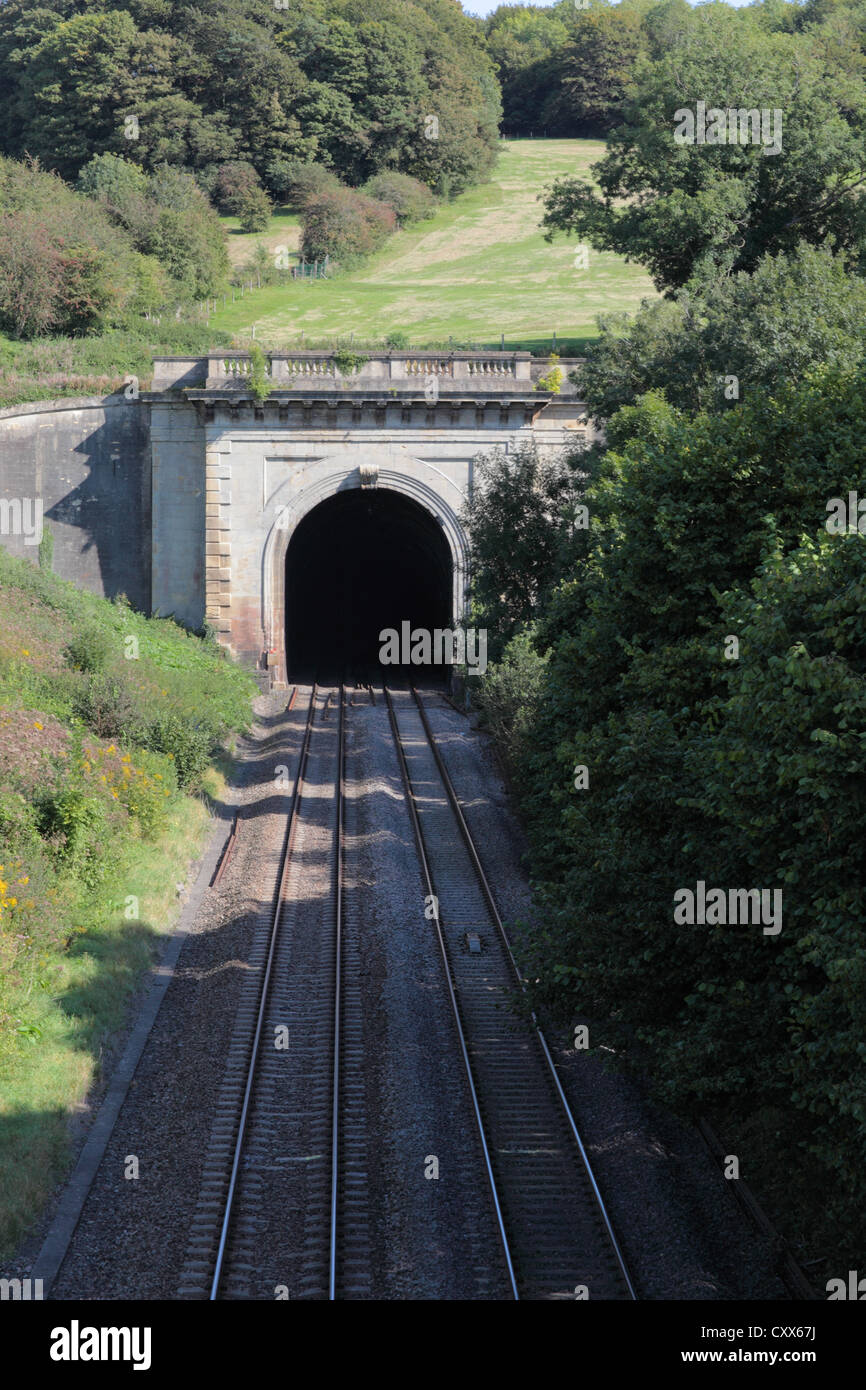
[
  {"x1": 146, "y1": 713, "x2": 211, "y2": 791},
  {"x1": 272, "y1": 160, "x2": 342, "y2": 209},
  {"x1": 235, "y1": 186, "x2": 273, "y2": 233},
  {"x1": 213, "y1": 161, "x2": 262, "y2": 214},
  {"x1": 301, "y1": 188, "x2": 396, "y2": 266},
  {"x1": 248, "y1": 342, "x2": 271, "y2": 402},
  {"x1": 63, "y1": 625, "x2": 113, "y2": 675},
  {"x1": 361, "y1": 172, "x2": 436, "y2": 225},
  {"x1": 474, "y1": 628, "x2": 549, "y2": 786},
  {"x1": 536, "y1": 353, "x2": 563, "y2": 394},
  {"x1": 35, "y1": 782, "x2": 107, "y2": 888},
  {"x1": 73, "y1": 672, "x2": 140, "y2": 739},
  {"x1": 38, "y1": 526, "x2": 53, "y2": 573}
]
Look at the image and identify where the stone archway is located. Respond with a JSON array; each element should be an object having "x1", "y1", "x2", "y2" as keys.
[{"x1": 262, "y1": 464, "x2": 469, "y2": 686}]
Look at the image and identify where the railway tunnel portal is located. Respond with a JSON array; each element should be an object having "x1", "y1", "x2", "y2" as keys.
[{"x1": 148, "y1": 350, "x2": 593, "y2": 687}]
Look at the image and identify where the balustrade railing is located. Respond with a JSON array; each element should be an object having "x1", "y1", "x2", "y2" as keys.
[{"x1": 185, "y1": 349, "x2": 542, "y2": 391}]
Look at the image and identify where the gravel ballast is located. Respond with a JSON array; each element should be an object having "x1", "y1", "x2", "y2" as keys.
[{"x1": 24, "y1": 684, "x2": 785, "y2": 1301}]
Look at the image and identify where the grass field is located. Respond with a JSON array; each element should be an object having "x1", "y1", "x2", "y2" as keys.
[
  {"x1": 212, "y1": 140, "x2": 657, "y2": 351},
  {"x1": 222, "y1": 206, "x2": 302, "y2": 267}
]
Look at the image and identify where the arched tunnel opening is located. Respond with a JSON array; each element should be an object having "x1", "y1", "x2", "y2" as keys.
[{"x1": 285, "y1": 488, "x2": 454, "y2": 683}]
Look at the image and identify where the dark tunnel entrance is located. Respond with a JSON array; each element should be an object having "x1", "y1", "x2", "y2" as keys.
[{"x1": 285, "y1": 488, "x2": 453, "y2": 682}]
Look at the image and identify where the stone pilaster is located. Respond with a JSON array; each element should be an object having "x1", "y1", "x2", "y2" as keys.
[{"x1": 204, "y1": 440, "x2": 232, "y2": 639}]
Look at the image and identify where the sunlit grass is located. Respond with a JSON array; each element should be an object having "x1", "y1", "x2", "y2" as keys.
[{"x1": 210, "y1": 140, "x2": 657, "y2": 349}]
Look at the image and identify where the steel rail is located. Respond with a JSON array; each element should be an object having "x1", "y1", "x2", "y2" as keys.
[
  {"x1": 411, "y1": 686, "x2": 637, "y2": 1301},
  {"x1": 209, "y1": 683, "x2": 319, "y2": 1300},
  {"x1": 383, "y1": 684, "x2": 520, "y2": 1301},
  {"x1": 329, "y1": 685, "x2": 346, "y2": 1300}
]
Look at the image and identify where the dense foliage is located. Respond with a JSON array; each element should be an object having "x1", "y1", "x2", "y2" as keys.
[
  {"x1": 0, "y1": 153, "x2": 228, "y2": 339},
  {"x1": 0, "y1": 0, "x2": 501, "y2": 197},
  {"x1": 0, "y1": 548, "x2": 256, "y2": 1252},
  {"x1": 576, "y1": 243, "x2": 866, "y2": 419},
  {"x1": 470, "y1": 372, "x2": 866, "y2": 1265},
  {"x1": 300, "y1": 186, "x2": 397, "y2": 266},
  {"x1": 361, "y1": 172, "x2": 437, "y2": 226},
  {"x1": 463, "y1": 442, "x2": 593, "y2": 665},
  {"x1": 540, "y1": 2, "x2": 866, "y2": 292}
]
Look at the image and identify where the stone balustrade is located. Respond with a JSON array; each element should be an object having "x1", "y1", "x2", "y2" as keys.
[{"x1": 151, "y1": 350, "x2": 556, "y2": 394}]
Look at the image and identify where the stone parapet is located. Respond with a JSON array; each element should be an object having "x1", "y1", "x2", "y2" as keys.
[{"x1": 151, "y1": 350, "x2": 585, "y2": 396}]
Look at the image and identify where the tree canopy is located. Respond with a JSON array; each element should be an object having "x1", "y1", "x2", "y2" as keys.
[{"x1": 0, "y1": 0, "x2": 502, "y2": 195}]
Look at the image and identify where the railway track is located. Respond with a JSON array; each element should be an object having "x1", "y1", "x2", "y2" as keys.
[
  {"x1": 385, "y1": 686, "x2": 636, "y2": 1301},
  {"x1": 179, "y1": 683, "x2": 367, "y2": 1299},
  {"x1": 181, "y1": 682, "x2": 636, "y2": 1300}
]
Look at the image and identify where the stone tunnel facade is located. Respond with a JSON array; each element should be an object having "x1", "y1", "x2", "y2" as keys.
[
  {"x1": 0, "y1": 352, "x2": 594, "y2": 687},
  {"x1": 149, "y1": 351, "x2": 594, "y2": 685}
]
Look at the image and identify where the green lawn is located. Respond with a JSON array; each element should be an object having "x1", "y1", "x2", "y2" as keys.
[
  {"x1": 211, "y1": 140, "x2": 657, "y2": 350},
  {"x1": 222, "y1": 206, "x2": 302, "y2": 267}
]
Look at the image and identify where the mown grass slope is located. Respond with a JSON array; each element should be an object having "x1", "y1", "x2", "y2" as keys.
[{"x1": 213, "y1": 140, "x2": 657, "y2": 350}]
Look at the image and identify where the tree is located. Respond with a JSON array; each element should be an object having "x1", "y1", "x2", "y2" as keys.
[
  {"x1": 236, "y1": 186, "x2": 272, "y2": 233},
  {"x1": 77, "y1": 153, "x2": 148, "y2": 208},
  {"x1": 541, "y1": 8, "x2": 866, "y2": 291},
  {"x1": 213, "y1": 161, "x2": 264, "y2": 214},
  {"x1": 361, "y1": 171, "x2": 436, "y2": 224},
  {"x1": 301, "y1": 186, "x2": 396, "y2": 265},
  {"x1": 491, "y1": 367, "x2": 866, "y2": 1264},
  {"x1": 463, "y1": 442, "x2": 592, "y2": 664},
  {"x1": 542, "y1": 7, "x2": 649, "y2": 136},
  {"x1": 482, "y1": 3, "x2": 570, "y2": 135},
  {"x1": 576, "y1": 243, "x2": 866, "y2": 419}
]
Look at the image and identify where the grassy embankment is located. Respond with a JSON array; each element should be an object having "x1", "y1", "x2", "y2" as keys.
[
  {"x1": 215, "y1": 139, "x2": 657, "y2": 352},
  {"x1": 0, "y1": 549, "x2": 257, "y2": 1257}
]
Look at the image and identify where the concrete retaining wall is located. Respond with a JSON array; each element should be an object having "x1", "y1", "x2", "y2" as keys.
[{"x1": 0, "y1": 397, "x2": 151, "y2": 612}]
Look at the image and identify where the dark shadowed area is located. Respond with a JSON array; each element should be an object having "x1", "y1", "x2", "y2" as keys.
[{"x1": 285, "y1": 490, "x2": 452, "y2": 682}]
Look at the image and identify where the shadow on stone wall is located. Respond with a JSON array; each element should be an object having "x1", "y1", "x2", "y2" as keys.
[{"x1": 0, "y1": 396, "x2": 151, "y2": 612}]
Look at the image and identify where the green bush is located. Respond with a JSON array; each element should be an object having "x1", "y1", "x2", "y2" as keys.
[
  {"x1": 63, "y1": 625, "x2": 113, "y2": 675},
  {"x1": 146, "y1": 713, "x2": 211, "y2": 791},
  {"x1": 361, "y1": 172, "x2": 436, "y2": 225},
  {"x1": 493, "y1": 366, "x2": 866, "y2": 1268},
  {"x1": 37, "y1": 525, "x2": 53, "y2": 573},
  {"x1": 274, "y1": 161, "x2": 342, "y2": 209},
  {"x1": 236, "y1": 186, "x2": 273, "y2": 233},
  {"x1": 73, "y1": 672, "x2": 140, "y2": 739},
  {"x1": 301, "y1": 188, "x2": 397, "y2": 267},
  {"x1": 474, "y1": 628, "x2": 549, "y2": 786},
  {"x1": 35, "y1": 782, "x2": 107, "y2": 888}
]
